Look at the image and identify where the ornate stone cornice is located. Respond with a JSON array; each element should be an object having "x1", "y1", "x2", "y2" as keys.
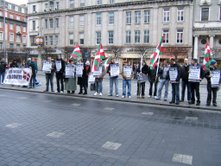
[
  {"x1": 28, "y1": 0, "x2": 193, "y2": 17},
  {"x1": 193, "y1": 27, "x2": 221, "y2": 31}
]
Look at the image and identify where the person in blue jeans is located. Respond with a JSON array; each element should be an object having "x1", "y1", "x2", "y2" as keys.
[
  {"x1": 155, "y1": 60, "x2": 170, "y2": 101},
  {"x1": 107, "y1": 59, "x2": 119, "y2": 97},
  {"x1": 122, "y1": 61, "x2": 133, "y2": 98},
  {"x1": 0, "y1": 58, "x2": 7, "y2": 84},
  {"x1": 94, "y1": 66, "x2": 104, "y2": 96}
]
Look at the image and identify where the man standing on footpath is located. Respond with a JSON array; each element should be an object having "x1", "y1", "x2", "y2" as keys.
[
  {"x1": 43, "y1": 57, "x2": 55, "y2": 92},
  {"x1": 55, "y1": 55, "x2": 66, "y2": 93},
  {"x1": 122, "y1": 61, "x2": 133, "y2": 98},
  {"x1": 181, "y1": 58, "x2": 191, "y2": 102},
  {"x1": 0, "y1": 58, "x2": 7, "y2": 84}
]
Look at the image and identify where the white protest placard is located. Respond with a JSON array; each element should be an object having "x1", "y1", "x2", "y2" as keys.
[
  {"x1": 124, "y1": 66, "x2": 132, "y2": 78},
  {"x1": 88, "y1": 74, "x2": 95, "y2": 83},
  {"x1": 189, "y1": 66, "x2": 200, "y2": 82},
  {"x1": 93, "y1": 66, "x2": 102, "y2": 76},
  {"x1": 42, "y1": 61, "x2": 52, "y2": 73},
  {"x1": 169, "y1": 67, "x2": 178, "y2": 82},
  {"x1": 65, "y1": 64, "x2": 75, "y2": 78},
  {"x1": 55, "y1": 61, "x2": 62, "y2": 72},
  {"x1": 110, "y1": 64, "x2": 120, "y2": 77},
  {"x1": 211, "y1": 70, "x2": 220, "y2": 88},
  {"x1": 137, "y1": 73, "x2": 147, "y2": 83},
  {"x1": 4, "y1": 68, "x2": 32, "y2": 86},
  {"x1": 76, "y1": 64, "x2": 83, "y2": 77}
]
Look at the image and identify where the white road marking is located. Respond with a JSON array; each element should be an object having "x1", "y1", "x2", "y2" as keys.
[
  {"x1": 185, "y1": 116, "x2": 198, "y2": 121},
  {"x1": 102, "y1": 141, "x2": 122, "y2": 150},
  {"x1": 47, "y1": 132, "x2": 65, "y2": 138},
  {"x1": 172, "y1": 153, "x2": 193, "y2": 165},
  {"x1": 18, "y1": 97, "x2": 27, "y2": 100},
  {"x1": 72, "y1": 103, "x2": 81, "y2": 107},
  {"x1": 6, "y1": 123, "x2": 21, "y2": 128},
  {"x1": 142, "y1": 112, "x2": 154, "y2": 116},
  {"x1": 104, "y1": 107, "x2": 115, "y2": 111},
  {"x1": 43, "y1": 100, "x2": 51, "y2": 103}
]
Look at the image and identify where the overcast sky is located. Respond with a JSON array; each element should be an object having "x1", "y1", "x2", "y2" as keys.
[{"x1": 7, "y1": 0, "x2": 28, "y2": 5}]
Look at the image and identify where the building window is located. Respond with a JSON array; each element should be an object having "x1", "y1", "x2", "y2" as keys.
[
  {"x1": 54, "y1": 35, "x2": 58, "y2": 45},
  {"x1": 0, "y1": 32, "x2": 3, "y2": 40},
  {"x1": 45, "y1": 19, "x2": 48, "y2": 28},
  {"x1": 49, "y1": 18, "x2": 53, "y2": 28},
  {"x1": 163, "y1": 8, "x2": 170, "y2": 22},
  {"x1": 144, "y1": 30, "x2": 149, "y2": 43},
  {"x1": 10, "y1": 24, "x2": 13, "y2": 30},
  {"x1": 176, "y1": 29, "x2": 183, "y2": 44},
  {"x1": 69, "y1": 33, "x2": 74, "y2": 45},
  {"x1": 32, "y1": 5, "x2": 36, "y2": 12},
  {"x1": 108, "y1": 12, "x2": 114, "y2": 25},
  {"x1": 16, "y1": 25, "x2": 21, "y2": 32},
  {"x1": 16, "y1": 35, "x2": 21, "y2": 43},
  {"x1": 109, "y1": 0, "x2": 114, "y2": 4},
  {"x1": 0, "y1": 22, "x2": 2, "y2": 28},
  {"x1": 96, "y1": 0, "x2": 102, "y2": 5},
  {"x1": 177, "y1": 8, "x2": 184, "y2": 22},
  {"x1": 16, "y1": 16, "x2": 20, "y2": 21},
  {"x1": 69, "y1": 0, "x2": 75, "y2": 8},
  {"x1": 45, "y1": 36, "x2": 48, "y2": 45},
  {"x1": 56, "y1": 2, "x2": 59, "y2": 9},
  {"x1": 49, "y1": 36, "x2": 53, "y2": 45},
  {"x1": 126, "y1": 11, "x2": 132, "y2": 24},
  {"x1": 80, "y1": 0, "x2": 85, "y2": 7},
  {"x1": 108, "y1": 31, "x2": 114, "y2": 44},
  {"x1": 55, "y1": 18, "x2": 59, "y2": 28},
  {"x1": 96, "y1": 31, "x2": 101, "y2": 44},
  {"x1": 80, "y1": 15, "x2": 84, "y2": 26},
  {"x1": 201, "y1": 7, "x2": 209, "y2": 21},
  {"x1": 45, "y1": 3, "x2": 48, "y2": 10},
  {"x1": 49, "y1": 1, "x2": 54, "y2": 9},
  {"x1": 220, "y1": 6, "x2": 221, "y2": 21},
  {"x1": 9, "y1": 14, "x2": 13, "y2": 19},
  {"x1": 135, "y1": 11, "x2": 141, "y2": 24},
  {"x1": 126, "y1": 31, "x2": 131, "y2": 44},
  {"x1": 23, "y1": 27, "x2": 26, "y2": 33},
  {"x1": 69, "y1": 16, "x2": 74, "y2": 27},
  {"x1": 10, "y1": 43, "x2": 14, "y2": 48},
  {"x1": 80, "y1": 32, "x2": 84, "y2": 44},
  {"x1": 163, "y1": 29, "x2": 169, "y2": 43},
  {"x1": 96, "y1": 13, "x2": 102, "y2": 25},
  {"x1": 22, "y1": 36, "x2": 26, "y2": 44},
  {"x1": 10, "y1": 33, "x2": 14, "y2": 42},
  {"x1": 144, "y1": 10, "x2": 150, "y2": 24},
  {"x1": 135, "y1": 30, "x2": 140, "y2": 43},
  {"x1": 32, "y1": 20, "x2": 36, "y2": 31}
]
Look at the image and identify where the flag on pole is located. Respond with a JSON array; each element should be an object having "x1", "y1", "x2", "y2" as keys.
[
  {"x1": 103, "y1": 56, "x2": 112, "y2": 72},
  {"x1": 70, "y1": 45, "x2": 82, "y2": 62},
  {"x1": 203, "y1": 43, "x2": 212, "y2": 70},
  {"x1": 149, "y1": 36, "x2": 163, "y2": 69},
  {"x1": 92, "y1": 43, "x2": 106, "y2": 72},
  {"x1": 96, "y1": 43, "x2": 106, "y2": 60}
]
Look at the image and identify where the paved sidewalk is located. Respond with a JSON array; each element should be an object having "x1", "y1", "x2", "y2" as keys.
[{"x1": 0, "y1": 72, "x2": 220, "y2": 111}]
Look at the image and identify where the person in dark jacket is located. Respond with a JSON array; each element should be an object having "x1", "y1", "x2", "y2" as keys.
[
  {"x1": 188, "y1": 58, "x2": 204, "y2": 105},
  {"x1": 147, "y1": 66, "x2": 158, "y2": 98},
  {"x1": 181, "y1": 58, "x2": 191, "y2": 102},
  {"x1": 0, "y1": 58, "x2": 7, "y2": 84},
  {"x1": 137, "y1": 61, "x2": 149, "y2": 98},
  {"x1": 155, "y1": 60, "x2": 170, "y2": 101},
  {"x1": 205, "y1": 59, "x2": 221, "y2": 107},
  {"x1": 27, "y1": 58, "x2": 37, "y2": 88},
  {"x1": 10, "y1": 59, "x2": 19, "y2": 68},
  {"x1": 169, "y1": 58, "x2": 181, "y2": 104},
  {"x1": 55, "y1": 55, "x2": 66, "y2": 93}
]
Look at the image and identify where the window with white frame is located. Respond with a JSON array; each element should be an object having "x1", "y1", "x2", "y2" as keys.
[
  {"x1": 126, "y1": 11, "x2": 132, "y2": 24},
  {"x1": 144, "y1": 10, "x2": 150, "y2": 24},
  {"x1": 126, "y1": 30, "x2": 131, "y2": 44},
  {"x1": 163, "y1": 29, "x2": 169, "y2": 43},
  {"x1": 69, "y1": 16, "x2": 74, "y2": 27},
  {"x1": 0, "y1": 43, "x2": 2, "y2": 49},
  {"x1": 15, "y1": 6, "x2": 18, "y2": 11},
  {"x1": 0, "y1": 11, "x2": 2, "y2": 16},
  {"x1": 55, "y1": 18, "x2": 59, "y2": 28},
  {"x1": 56, "y1": 2, "x2": 59, "y2": 9},
  {"x1": 0, "y1": 22, "x2": 2, "y2": 28},
  {"x1": 32, "y1": 5, "x2": 36, "y2": 12},
  {"x1": 201, "y1": 7, "x2": 209, "y2": 21},
  {"x1": 10, "y1": 33, "x2": 14, "y2": 42},
  {"x1": 144, "y1": 30, "x2": 149, "y2": 43},
  {"x1": 48, "y1": 36, "x2": 52, "y2": 45},
  {"x1": 96, "y1": 31, "x2": 101, "y2": 44},
  {"x1": 177, "y1": 8, "x2": 184, "y2": 22},
  {"x1": 10, "y1": 43, "x2": 14, "y2": 48},
  {"x1": 45, "y1": 3, "x2": 48, "y2": 10},
  {"x1": 96, "y1": 0, "x2": 102, "y2": 5},
  {"x1": 69, "y1": 0, "x2": 74, "y2": 8},
  {"x1": 22, "y1": 36, "x2": 26, "y2": 44},
  {"x1": 8, "y1": 4, "x2": 12, "y2": 9},
  {"x1": 135, "y1": 30, "x2": 140, "y2": 43},
  {"x1": 109, "y1": 0, "x2": 114, "y2": 4},
  {"x1": 220, "y1": 6, "x2": 221, "y2": 20},
  {"x1": 69, "y1": 33, "x2": 74, "y2": 45},
  {"x1": 108, "y1": 12, "x2": 114, "y2": 25},
  {"x1": 5, "y1": 11, "x2": 7, "y2": 17},
  {"x1": 80, "y1": 32, "x2": 84, "y2": 44},
  {"x1": 49, "y1": 18, "x2": 53, "y2": 28},
  {"x1": 9, "y1": 14, "x2": 13, "y2": 19},
  {"x1": 80, "y1": 15, "x2": 84, "y2": 26},
  {"x1": 23, "y1": 27, "x2": 26, "y2": 33},
  {"x1": 16, "y1": 25, "x2": 21, "y2": 32},
  {"x1": 0, "y1": 32, "x2": 3, "y2": 40},
  {"x1": 135, "y1": 11, "x2": 141, "y2": 24},
  {"x1": 21, "y1": 8, "x2": 25, "y2": 13},
  {"x1": 45, "y1": 36, "x2": 48, "y2": 45},
  {"x1": 96, "y1": 13, "x2": 102, "y2": 25},
  {"x1": 163, "y1": 8, "x2": 170, "y2": 22},
  {"x1": 80, "y1": 0, "x2": 85, "y2": 7},
  {"x1": 32, "y1": 20, "x2": 36, "y2": 31},
  {"x1": 10, "y1": 24, "x2": 13, "y2": 30},
  {"x1": 176, "y1": 29, "x2": 183, "y2": 44},
  {"x1": 108, "y1": 31, "x2": 114, "y2": 44},
  {"x1": 54, "y1": 35, "x2": 58, "y2": 45},
  {"x1": 16, "y1": 35, "x2": 21, "y2": 43},
  {"x1": 16, "y1": 16, "x2": 20, "y2": 21},
  {"x1": 45, "y1": 19, "x2": 48, "y2": 28}
]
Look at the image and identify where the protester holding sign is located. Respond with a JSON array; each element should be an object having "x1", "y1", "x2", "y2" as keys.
[
  {"x1": 205, "y1": 59, "x2": 221, "y2": 107},
  {"x1": 188, "y1": 58, "x2": 204, "y2": 105},
  {"x1": 181, "y1": 58, "x2": 191, "y2": 102},
  {"x1": 81, "y1": 61, "x2": 91, "y2": 95},
  {"x1": 122, "y1": 61, "x2": 133, "y2": 98},
  {"x1": 77, "y1": 61, "x2": 84, "y2": 94},
  {"x1": 0, "y1": 58, "x2": 7, "y2": 84},
  {"x1": 43, "y1": 57, "x2": 55, "y2": 92},
  {"x1": 147, "y1": 65, "x2": 158, "y2": 98},
  {"x1": 107, "y1": 59, "x2": 119, "y2": 97},
  {"x1": 169, "y1": 58, "x2": 181, "y2": 105},
  {"x1": 27, "y1": 57, "x2": 37, "y2": 88},
  {"x1": 137, "y1": 61, "x2": 148, "y2": 98},
  {"x1": 65, "y1": 59, "x2": 76, "y2": 94},
  {"x1": 55, "y1": 55, "x2": 66, "y2": 93},
  {"x1": 94, "y1": 65, "x2": 104, "y2": 96}
]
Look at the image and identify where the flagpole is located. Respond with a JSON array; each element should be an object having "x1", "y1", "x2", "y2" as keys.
[{"x1": 140, "y1": 49, "x2": 148, "y2": 71}]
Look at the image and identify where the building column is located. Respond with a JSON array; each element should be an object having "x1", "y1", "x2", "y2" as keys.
[
  {"x1": 193, "y1": 35, "x2": 199, "y2": 59},
  {"x1": 209, "y1": 35, "x2": 214, "y2": 49}
]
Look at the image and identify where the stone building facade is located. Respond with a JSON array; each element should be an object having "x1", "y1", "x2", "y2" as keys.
[
  {"x1": 27, "y1": 0, "x2": 193, "y2": 64},
  {"x1": 193, "y1": 0, "x2": 221, "y2": 62}
]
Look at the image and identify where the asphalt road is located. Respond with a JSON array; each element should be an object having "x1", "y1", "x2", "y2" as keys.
[{"x1": 0, "y1": 89, "x2": 221, "y2": 166}]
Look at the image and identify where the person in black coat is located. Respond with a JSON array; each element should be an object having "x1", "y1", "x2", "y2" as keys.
[
  {"x1": 79, "y1": 61, "x2": 91, "y2": 94},
  {"x1": 147, "y1": 66, "x2": 158, "y2": 98},
  {"x1": 137, "y1": 61, "x2": 149, "y2": 98},
  {"x1": 181, "y1": 58, "x2": 191, "y2": 102},
  {"x1": 55, "y1": 55, "x2": 66, "y2": 93}
]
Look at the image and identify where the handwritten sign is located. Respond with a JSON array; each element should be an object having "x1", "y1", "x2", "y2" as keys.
[
  {"x1": 211, "y1": 70, "x2": 220, "y2": 88},
  {"x1": 55, "y1": 61, "x2": 62, "y2": 72},
  {"x1": 65, "y1": 64, "x2": 75, "y2": 78},
  {"x1": 123, "y1": 66, "x2": 132, "y2": 78},
  {"x1": 110, "y1": 64, "x2": 119, "y2": 77},
  {"x1": 42, "y1": 61, "x2": 52, "y2": 73},
  {"x1": 169, "y1": 67, "x2": 178, "y2": 83},
  {"x1": 189, "y1": 66, "x2": 200, "y2": 82},
  {"x1": 76, "y1": 64, "x2": 83, "y2": 77}
]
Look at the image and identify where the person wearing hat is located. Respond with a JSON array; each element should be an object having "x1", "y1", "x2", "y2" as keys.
[
  {"x1": 188, "y1": 58, "x2": 204, "y2": 105},
  {"x1": 205, "y1": 59, "x2": 220, "y2": 107}
]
